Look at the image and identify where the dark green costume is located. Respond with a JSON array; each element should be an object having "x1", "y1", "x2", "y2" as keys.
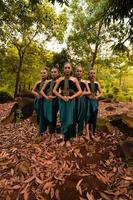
[
  {"x1": 76, "y1": 81, "x2": 87, "y2": 136},
  {"x1": 58, "y1": 79, "x2": 77, "y2": 141},
  {"x1": 34, "y1": 81, "x2": 44, "y2": 125},
  {"x1": 86, "y1": 82, "x2": 99, "y2": 135},
  {"x1": 39, "y1": 80, "x2": 58, "y2": 134}
]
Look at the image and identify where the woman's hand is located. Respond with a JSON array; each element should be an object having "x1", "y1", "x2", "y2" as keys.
[
  {"x1": 62, "y1": 96, "x2": 69, "y2": 102},
  {"x1": 89, "y1": 94, "x2": 96, "y2": 100},
  {"x1": 48, "y1": 95, "x2": 55, "y2": 100}
]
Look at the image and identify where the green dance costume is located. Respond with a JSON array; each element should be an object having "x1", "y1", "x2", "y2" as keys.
[
  {"x1": 39, "y1": 80, "x2": 59, "y2": 134},
  {"x1": 58, "y1": 79, "x2": 77, "y2": 141},
  {"x1": 76, "y1": 81, "x2": 87, "y2": 136},
  {"x1": 86, "y1": 82, "x2": 99, "y2": 135},
  {"x1": 34, "y1": 81, "x2": 44, "y2": 125}
]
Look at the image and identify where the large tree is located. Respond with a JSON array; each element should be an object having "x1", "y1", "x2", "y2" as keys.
[
  {"x1": 67, "y1": 0, "x2": 106, "y2": 68},
  {"x1": 0, "y1": 0, "x2": 67, "y2": 97}
]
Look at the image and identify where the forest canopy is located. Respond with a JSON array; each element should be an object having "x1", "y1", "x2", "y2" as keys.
[{"x1": 0, "y1": 0, "x2": 133, "y2": 101}]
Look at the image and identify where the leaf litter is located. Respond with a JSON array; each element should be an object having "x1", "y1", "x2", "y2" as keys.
[{"x1": 0, "y1": 102, "x2": 133, "y2": 200}]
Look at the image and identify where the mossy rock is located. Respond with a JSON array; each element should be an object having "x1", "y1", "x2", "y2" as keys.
[
  {"x1": 1, "y1": 97, "x2": 35, "y2": 123},
  {"x1": 108, "y1": 113, "x2": 133, "y2": 136},
  {"x1": 0, "y1": 91, "x2": 14, "y2": 103},
  {"x1": 16, "y1": 90, "x2": 35, "y2": 99},
  {"x1": 97, "y1": 117, "x2": 113, "y2": 133},
  {"x1": 119, "y1": 138, "x2": 133, "y2": 166},
  {"x1": 105, "y1": 106, "x2": 116, "y2": 112},
  {"x1": 15, "y1": 159, "x2": 31, "y2": 175},
  {"x1": 122, "y1": 112, "x2": 133, "y2": 129}
]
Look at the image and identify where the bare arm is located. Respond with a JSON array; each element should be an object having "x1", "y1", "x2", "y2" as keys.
[
  {"x1": 69, "y1": 78, "x2": 82, "y2": 100},
  {"x1": 53, "y1": 78, "x2": 66, "y2": 101},
  {"x1": 82, "y1": 81, "x2": 91, "y2": 96},
  {"x1": 40, "y1": 80, "x2": 50, "y2": 99},
  {"x1": 32, "y1": 82, "x2": 40, "y2": 97},
  {"x1": 96, "y1": 82, "x2": 102, "y2": 99}
]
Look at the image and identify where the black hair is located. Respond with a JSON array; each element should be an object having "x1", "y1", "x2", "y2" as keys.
[
  {"x1": 88, "y1": 68, "x2": 95, "y2": 73},
  {"x1": 63, "y1": 62, "x2": 71, "y2": 67},
  {"x1": 51, "y1": 66, "x2": 59, "y2": 71},
  {"x1": 41, "y1": 67, "x2": 48, "y2": 72}
]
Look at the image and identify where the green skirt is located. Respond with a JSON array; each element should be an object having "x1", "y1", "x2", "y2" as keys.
[
  {"x1": 85, "y1": 99, "x2": 98, "y2": 123},
  {"x1": 85, "y1": 98, "x2": 99, "y2": 134},
  {"x1": 76, "y1": 96, "x2": 86, "y2": 135},
  {"x1": 39, "y1": 98, "x2": 59, "y2": 134},
  {"x1": 34, "y1": 97, "x2": 43, "y2": 125},
  {"x1": 59, "y1": 99, "x2": 76, "y2": 141}
]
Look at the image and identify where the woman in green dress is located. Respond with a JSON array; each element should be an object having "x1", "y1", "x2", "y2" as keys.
[
  {"x1": 86, "y1": 69, "x2": 102, "y2": 140},
  {"x1": 53, "y1": 62, "x2": 82, "y2": 147},
  {"x1": 32, "y1": 68, "x2": 48, "y2": 126},
  {"x1": 75, "y1": 65, "x2": 91, "y2": 136},
  {"x1": 40, "y1": 67, "x2": 59, "y2": 135}
]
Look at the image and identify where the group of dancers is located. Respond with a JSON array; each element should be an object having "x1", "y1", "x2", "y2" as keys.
[{"x1": 32, "y1": 62, "x2": 102, "y2": 147}]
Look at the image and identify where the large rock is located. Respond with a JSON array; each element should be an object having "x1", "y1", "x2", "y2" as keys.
[
  {"x1": 1, "y1": 97, "x2": 35, "y2": 123},
  {"x1": 119, "y1": 138, "x2": 133, "y2": 166},
  {"x1": 108, "y1": 112, "x2": 133, "y2": 136},
  {"x1": 16, "y1": 91, "x2": 35, "y2": 99},
  {"x1": 0, "y1": 91, "x2": 14, "y2": 103},
  {"x1": 122, "y1": 112, "x2": 133, "y2": 129},
  {"x1": 97, "y1": 117, "x2": 113, "y2": 133},
  {"x1": 105, "y1": 106, "x2": 116, "y2": 112}
]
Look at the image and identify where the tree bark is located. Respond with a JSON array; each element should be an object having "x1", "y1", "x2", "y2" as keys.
[
  {"x1": 14, "y1": 51, "x2": 24, "y2": 98},
  {"x1": 90, "y1": 21, "x2": 103, "y2": 69}
]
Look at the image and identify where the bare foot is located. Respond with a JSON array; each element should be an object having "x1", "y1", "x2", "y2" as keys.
[
  {"x1": 85, "y1": 134, "x2": 91, "y2": 141},
  {"x1": 72, "y1": 137, "x2": 78, "y2": 142},
  {"x1": 65, "y1": 141, "x2": 71, "y2": 147},
  {"x1": 79, "y1": 137, "x2": 85, "y2": 143},
  {"x1": 91, "y1": 134, "x2": 98, "y2": 142},
  {"x1": 59, "y1": 141, "x2": 65, "y2": 147},
  {"x1": 50, "y1": 134, "x2": 55, "y2": 142}
]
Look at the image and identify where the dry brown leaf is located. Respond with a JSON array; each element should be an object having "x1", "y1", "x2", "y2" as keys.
[
  {"x1": 6, "y1": 195, "x2": 11, "y2": 200},
  {"x1": 99, "y1": 192, "x2": 111, "y2": 200},
  {"x1": 24, "y1": 176, "x2": 35, "y2": 183},
  {"x1": 45, "y1": 187, "x2": 51, "y2": 195},
  {"x1": 104, "y1": 190, "x2": 121, "y2": 196},
  {"x1": 76, "y1": 178, "x2": 83, "y2": 191},
  {"x1": 123, "y1": 176, "x2": 133, "y2": 181},
  {"x1": 43, "y1": 181, "x2": 54, "y2": 190},
  {"x1": 24, "y1": 190, "x2": 29, "y2": 200},
  {"x1": 76, "y1": 162, "x2": 80, "y2": 169},
  {"x1": 55, "y1": 189, "x2": 60, "y2": 200},
  {"x1": 50, "y1": 187, "x2": 55, "y2": 199},
  {"x1": 78, "y1": 153, "x2": 83, "y2": 158},
  {"x1": 20, "y1": 183, "x2": 29, "y2": 194},
  {"x1": 36, "y1": 176, "x2": 43, "y2": 184},
  {"x1": 8, "y1": 185, "x2": 21, "y2": 190},
  {"x1": 94, "y1": 171, "x2": 109, "y2": 184},
  {"x1": 0, "y1": 151, "x2": 9, "y2": 159},
  {"x1": 79, "y1": 185, "x2": 83, "y2": 196},
  {"x1": 79, "y1": 197, "x2": 87, "y2": 200},
  {"x1": 10, "y1": 168, "x2": 14, "y2": 176},
  {"x1": 86, "y1": 190, "x2": 95, "y2": 200}
]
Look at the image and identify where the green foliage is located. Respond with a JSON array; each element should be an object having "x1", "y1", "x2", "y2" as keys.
[
  {"x1": 0, "y1": 0, "x2": 67, "y2": 96},
  {"x1": 0, "y1": 0, "x2": 132, "y2": 102},
  {"x1": 52, "y1": 49, "x2": 71, "y2": 69},
  {"x1": 0, "y1": 43, "x2": 54, "y2": 95},
  {"x1": 16, "y1": 109, "x2": 23, "y2": 121}
]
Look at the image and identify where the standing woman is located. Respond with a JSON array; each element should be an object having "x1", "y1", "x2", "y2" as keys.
[
  {"x1": 75, "y1": 65, "x2": 91, "y2": 136},
  {"x1": 86, "y1": 69, "x2": 102, "y2": 140},
  {"x1": 53, "y1": 62, "x2": 82, "y2": 147},
  {"x1": 40, "y1": 67, "x2": 59, "y2": 135},
  {"x1": 32, "y1": 68, "x2": 48, "y2": 125}
]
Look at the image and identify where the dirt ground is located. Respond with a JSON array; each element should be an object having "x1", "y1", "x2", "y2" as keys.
[{"x1": 0, "y1": 102, "x2": 133, "y2": 200}]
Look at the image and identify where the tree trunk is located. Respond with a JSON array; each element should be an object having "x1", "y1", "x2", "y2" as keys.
[
  {"x1": 90, "y1": 21, "x2": 103, "y2": 69},
  {"x1": 14, "y1": 51, "x2": 24, "y2": 98}
]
